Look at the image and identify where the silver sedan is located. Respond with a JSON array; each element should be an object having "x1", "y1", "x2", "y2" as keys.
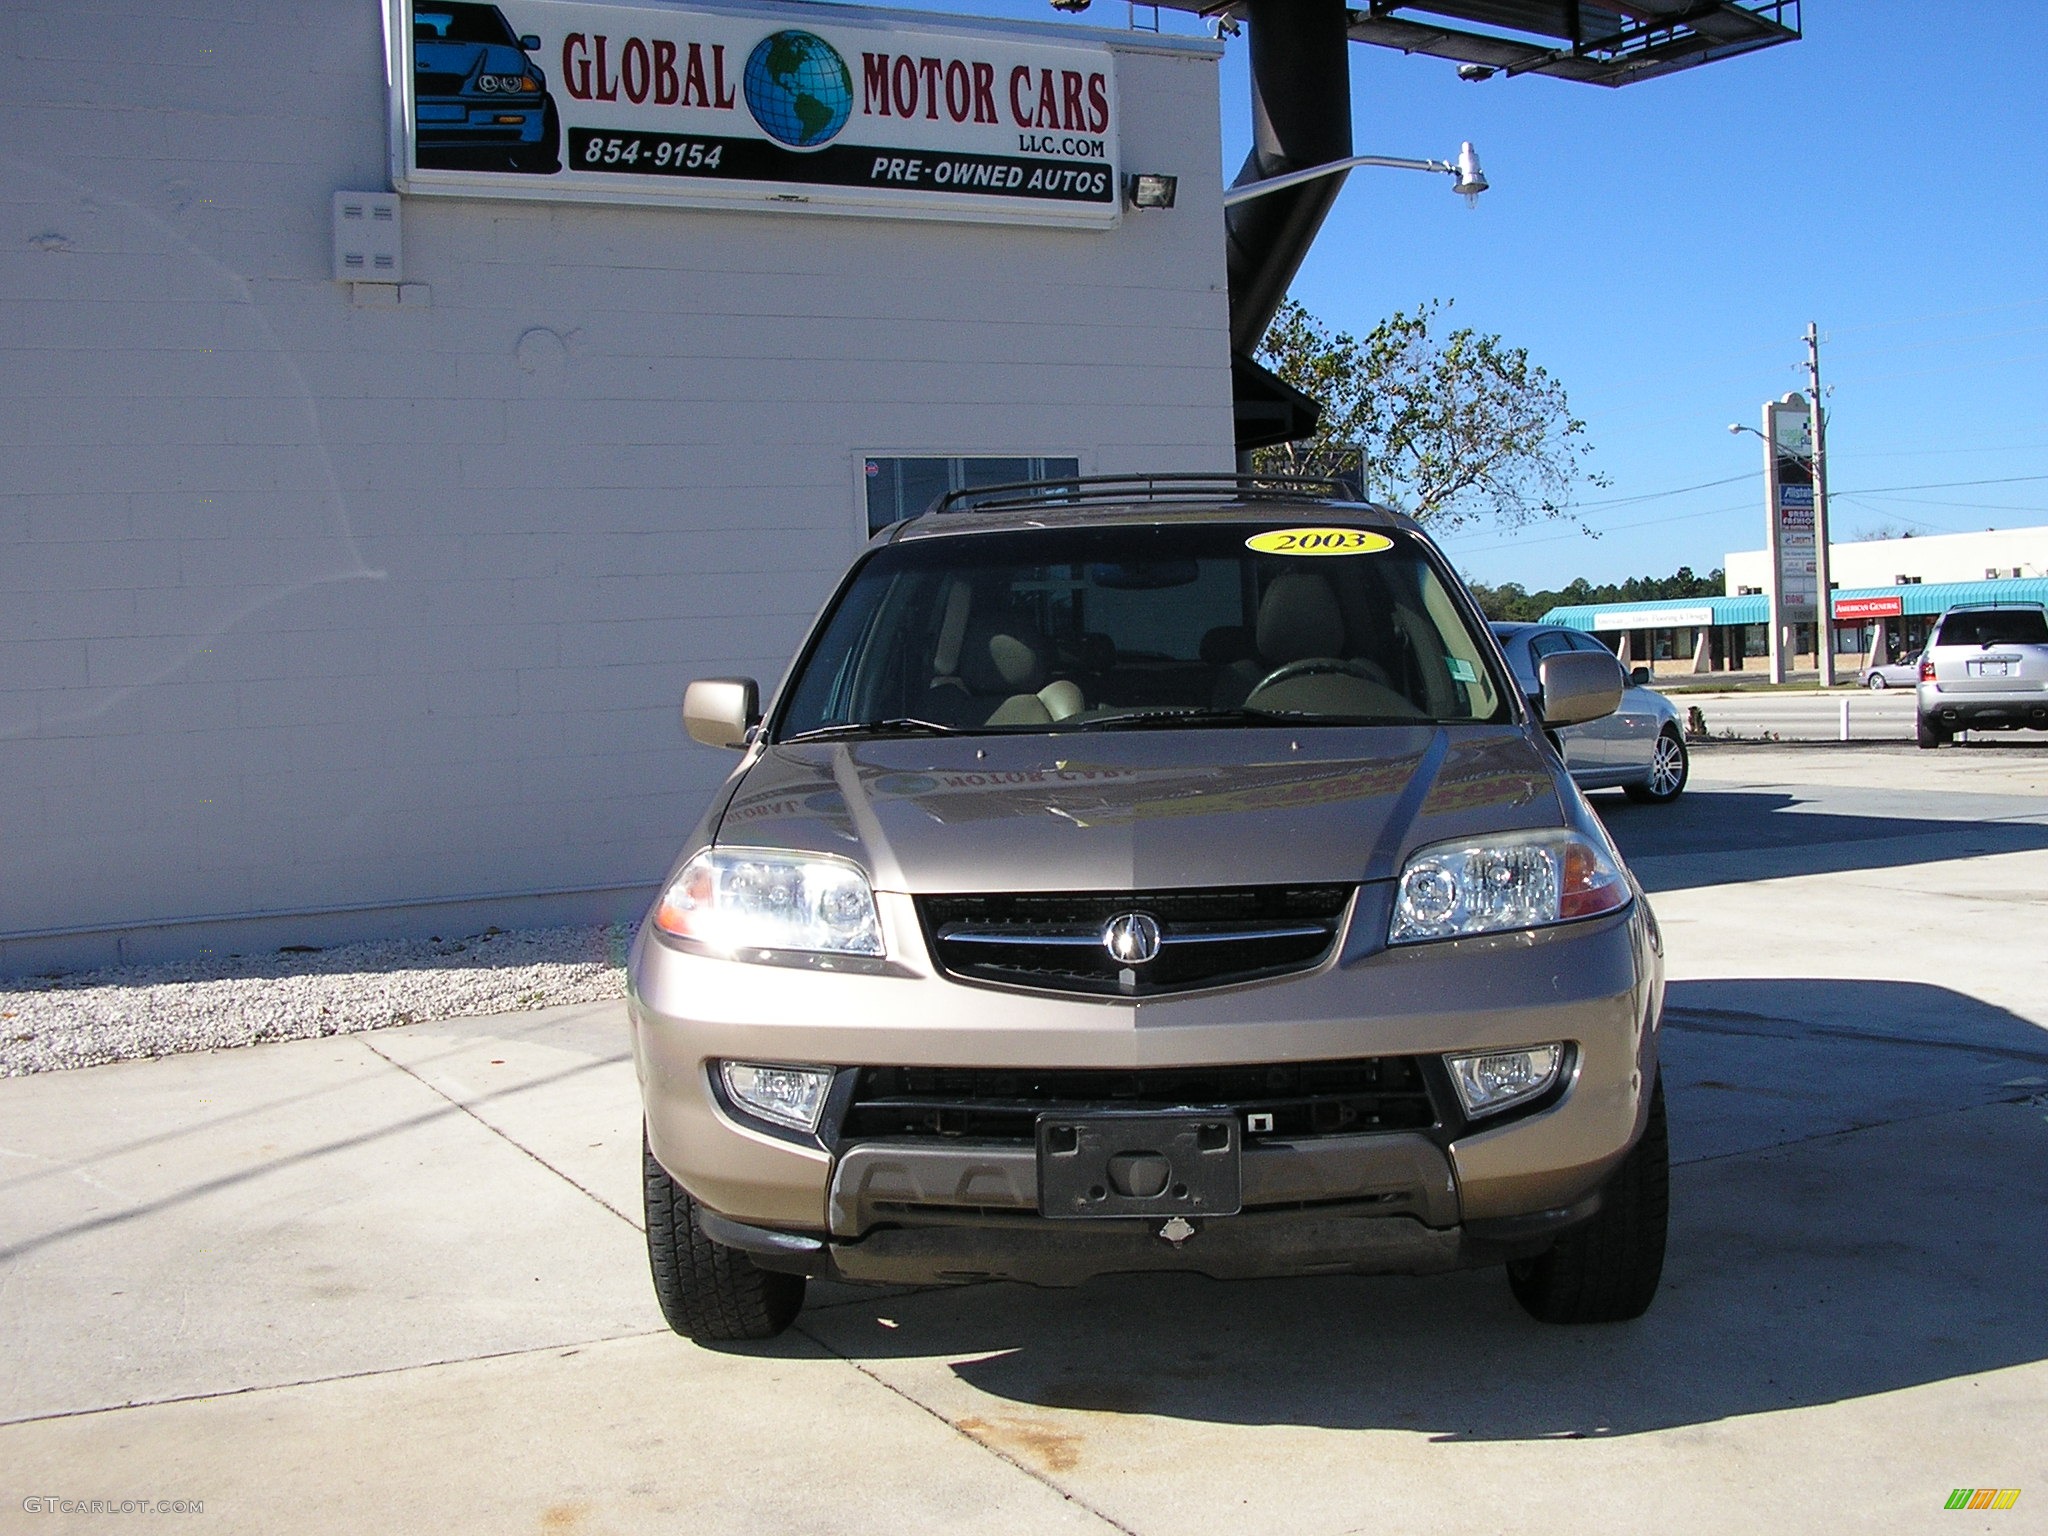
[
  {"x1": 1861, "y1": 654, "x2": 1922, "y2": 690},
  {"x1": 1491, "y1": 623, "x2": 1688, "y2": 803}
]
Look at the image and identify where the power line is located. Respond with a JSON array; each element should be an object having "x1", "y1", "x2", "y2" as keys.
[
  {"x1": 1822, "y1": 295, "x2": 2048, "y2": 339},
  {"x1": 1833, "y1": 472, "x2": 2048, "y2": 495},
  {"x1": 1844, "y1": 436, "x2": 2048, "y2": 460},
  {"x1": 1442, "y1": 498, "x2": 1757, "y2": 555},
  {"x1": 1566, "y1": 471, "x2": 1756, "y2": 509},
  {"x1": 1830, "y1": 349, "x2": 2048, "y2": 390},
  {"x1": 1827, "y1": 320, "x2": 2048, "y2": 363}
]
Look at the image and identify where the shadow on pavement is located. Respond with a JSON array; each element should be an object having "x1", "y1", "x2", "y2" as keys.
[
  {"x1": 797, "y1": 979, "x2": 2048, "y2": 1441},
  {"x1": 1594, "y1": 789, "x2": 2048, "y2": 892}
]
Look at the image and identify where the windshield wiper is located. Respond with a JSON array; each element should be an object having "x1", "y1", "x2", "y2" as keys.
[
  {"x1": 782, "y1": 717, "x2": 960, "y2": 743},
  {"x1": 1073, "y1": 707, "x2": 1278, "y2": 730},
  {"x1": 1076, "y1": 706, "x2": 1430, "y2": 731}
]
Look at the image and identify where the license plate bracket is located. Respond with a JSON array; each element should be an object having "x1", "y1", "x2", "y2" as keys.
[{"x1": 1036, "y1": 1110, "x2": 1242, "y2": 1219}]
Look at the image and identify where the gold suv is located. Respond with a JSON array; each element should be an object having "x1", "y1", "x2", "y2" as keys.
[{"x1": 630, "y1": 477, "x2": 1667, "y2": 1339}]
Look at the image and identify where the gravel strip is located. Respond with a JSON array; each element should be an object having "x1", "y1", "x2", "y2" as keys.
[{"x1": 0, "y1": 924, "x2": 631, "y2": 1077}]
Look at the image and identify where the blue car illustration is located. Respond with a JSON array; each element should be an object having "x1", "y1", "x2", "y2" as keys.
[{"x1": 414, "y1": 4, "x2": 560, "y2": 174}]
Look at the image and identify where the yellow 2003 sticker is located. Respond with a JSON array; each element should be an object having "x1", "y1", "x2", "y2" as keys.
[{"x1": 1245, "y1": 527, "x2": 1395, "y2": 556}]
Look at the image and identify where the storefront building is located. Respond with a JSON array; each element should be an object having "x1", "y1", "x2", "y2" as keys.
[
  {"x1": 1543, "y1": 525, "x2": 2048, "y2": 677},
  {"x1": 1, "y1": 0, "x2": 1232, "y2": 971}
]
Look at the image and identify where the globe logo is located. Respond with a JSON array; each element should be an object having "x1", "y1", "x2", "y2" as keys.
[{"x1": 742, "y1": 30, "x2": 854, "y2": 150}]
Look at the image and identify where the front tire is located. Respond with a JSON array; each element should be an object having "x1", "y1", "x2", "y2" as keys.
[
  {"x1": 1623, "y1": 728, "x2": 1688, "y2": 803},
  {"x1": 1916, "y1": 714, "x2": 1950, "y2": 749},
  {"x1": 1866, "y1": 673, "x2": 1887, "y2": 691},
  {"x1": 644, "y1": 1131, "x2": 805, "y2": 1341},
  {"x1": 1508, "y1": 1077, "x2": 1668, "y2": 1324}
]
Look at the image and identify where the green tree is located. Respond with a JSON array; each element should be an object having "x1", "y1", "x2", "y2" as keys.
[
  {"x1": 1254, "y1": 298, "x2": 1606, "y2": 533},
  {"x1": 1465, "y1": 566, "x2": 1725, "y2": 623}
]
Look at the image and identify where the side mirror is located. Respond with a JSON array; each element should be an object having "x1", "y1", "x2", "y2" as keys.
[
  {"x1": 1630, "y1": 665, "x2": 1653, "y2": 686},
  {"x1": 519, "y1": 33, "x2": 542, "y2": 49},
  {"x1": 682, "y1": 677, "x2": 759, "y2": 749},
  {"x1": 1537, "y1": 651, "x2": 1623, "y2": 728}
]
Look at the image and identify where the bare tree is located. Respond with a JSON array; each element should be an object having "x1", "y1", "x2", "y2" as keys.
[{"x1": 1255, "y1": 299, "x2": 1606, "y2": 532}]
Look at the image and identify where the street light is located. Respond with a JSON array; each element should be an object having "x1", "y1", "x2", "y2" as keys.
[
  {"x1": 1222, "y1": 142, "x2": 1490, "y2": 209},
  {"x1": 1727, "y1": 419, "x2": 1814, "y2": 466}
]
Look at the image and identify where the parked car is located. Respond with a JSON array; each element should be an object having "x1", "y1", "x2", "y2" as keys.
[
  {"x1": 630, "y1": 476, "x2": 1668, "y2": 1341},
  {"x1": 1490, "y1": 623, "x2": 1688, "y2": 803},
  {"x1": 1915, "y1": 603, "x2": 2048, "y2": 747},
  {"x1": 413, "y1": 4, "x2": 560, "y2": 175},
  {"x1": 1860, "y1": 653, "x2": 1923, "y2": 690}
]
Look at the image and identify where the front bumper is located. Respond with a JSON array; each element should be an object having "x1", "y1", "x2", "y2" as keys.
[{"x1": 629, "y1": 891, "x2": 1662, "y2": 1284}]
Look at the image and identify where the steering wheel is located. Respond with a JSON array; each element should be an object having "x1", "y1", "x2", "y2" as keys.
[{"x1": 1246, "y1": 657, "x2": 1383, "y2": 699}]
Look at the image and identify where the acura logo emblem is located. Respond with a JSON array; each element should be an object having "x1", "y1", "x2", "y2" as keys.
[{"x1": 1102, "y1": 912, "x2": 1163, "y2": 965}]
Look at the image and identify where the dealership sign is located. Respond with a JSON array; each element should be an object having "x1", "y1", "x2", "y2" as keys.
[
  {"x1": 385, "y1": 0, "x2": 1122, "y2": 225},
  {"x1": 1771, "y1": 404, "x2": 1818, "y2": 614}
]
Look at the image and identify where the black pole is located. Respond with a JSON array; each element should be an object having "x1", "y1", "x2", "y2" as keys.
[{"x1": 1224, "y1": 0, "x2": 1353, "y2": 356}]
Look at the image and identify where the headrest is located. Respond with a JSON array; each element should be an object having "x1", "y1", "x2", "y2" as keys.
[
  {"x1": 1199, "y1": 625, "x2": 1256, "y2": 667},
  {"x1": 1256, "y1": 573, "x2": 1346, "y2": 664},
  {"x1": 958, "y1": 614, "x2": 1049, "y2": 694}
]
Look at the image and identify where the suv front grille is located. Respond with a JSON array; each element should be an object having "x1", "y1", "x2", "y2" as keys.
[
  {"x1": 414, "y1": 71, "x2": 471, "y2": 96},
  {"x1": 840, "y1": 1057, "x2": 1438, "y2": 1144},
  {"x1": 918, "y1": 884, "x2": 1353, "y2": 996}
]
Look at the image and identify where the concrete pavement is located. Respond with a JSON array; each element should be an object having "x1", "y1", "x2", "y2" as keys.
[{"x1": 3, "y1": 747, "x2": 2045, "y2": 1535}]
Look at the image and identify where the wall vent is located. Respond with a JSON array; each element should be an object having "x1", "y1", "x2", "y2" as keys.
[{"x1": 332, "y1": 192, "x2": 402, "y2": 283}]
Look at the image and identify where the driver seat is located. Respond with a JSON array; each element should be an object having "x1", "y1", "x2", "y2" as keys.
[
  {"x1": 1212, "y1": 573, "x2": 1404, "y2": 715},
  {"x1": 1211, "y1": 572, "x2": 1347, "y2": 709}
]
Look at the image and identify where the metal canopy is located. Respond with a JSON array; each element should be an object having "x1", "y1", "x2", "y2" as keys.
[{"x1": 1157, "y1": 1, "x2": 1799, "y2": 86}]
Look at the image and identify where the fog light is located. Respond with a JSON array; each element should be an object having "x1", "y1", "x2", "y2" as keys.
[
  {"x1": 1445, "y1": 1044, "x2": 1564, "y2": 1118},
  {"x1": 719, "y1": 1061, "x2": 835, "y2": 1132}
]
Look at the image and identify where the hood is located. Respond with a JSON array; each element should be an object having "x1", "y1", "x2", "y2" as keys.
[
  {"x1": 415, "y1": 40, "x2": 523, "y2": 78},
  {"x1": 713, "y1": 727, "x2": 1565, "y2": 893}
]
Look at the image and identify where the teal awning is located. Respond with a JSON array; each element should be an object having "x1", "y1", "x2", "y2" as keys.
[{"x1": 1542, "y1": 576, "x2": 2048, "y2": 631}]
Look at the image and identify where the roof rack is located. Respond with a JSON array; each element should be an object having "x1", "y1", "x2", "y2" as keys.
[{"x1": 931, "y1": 472, "x2": 1356, "y2": 517}]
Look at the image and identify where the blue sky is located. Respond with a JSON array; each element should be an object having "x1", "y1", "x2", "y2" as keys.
[{"x1": 884, "y1": 1, "x2": 2048, "y2": 589}]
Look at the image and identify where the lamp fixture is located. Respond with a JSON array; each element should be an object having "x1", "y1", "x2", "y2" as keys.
[{"x1": 1126, "y1": 173, "x2": 1178, "y2": 210}]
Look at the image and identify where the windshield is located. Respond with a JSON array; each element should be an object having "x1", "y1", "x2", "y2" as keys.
[
  {"x1": 775, "y1": 523, "x2": 1507, "y2": 738},
  {"x1": 415, "y1": 6, "x2": 519, "y2": 45}
]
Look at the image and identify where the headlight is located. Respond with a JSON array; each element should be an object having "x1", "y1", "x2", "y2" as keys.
[
  {"x1": 475, "y1": 73, "x2": 535, "y2": 93},
  {"x1": 1446, "y1": 1044, "x2": 1564, "y2": 1117},
  {"x1": 719, "y1": 1061, "x2": 835, "y2": 1133},
  {"x1": 1390, "y1": 828, "x2": 1629, "y2": 944},
  {"x1": 654, "y1": 849, "x2": 883, "y2": 957}
]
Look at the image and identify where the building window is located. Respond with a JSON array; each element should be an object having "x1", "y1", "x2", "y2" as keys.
[
  {"x1": 1894, "y1": 574, "x2": 1922, "y2": 585},
  {"x1": 864, "y1": 456, "x2": 1081, "y2": 534}
]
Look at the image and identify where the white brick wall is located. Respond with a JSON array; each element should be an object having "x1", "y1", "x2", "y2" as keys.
[{"x1": 0, "y1": 2, "x2": 1234, "y2": 969}]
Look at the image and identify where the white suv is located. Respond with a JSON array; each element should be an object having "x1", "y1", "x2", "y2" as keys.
[{"x1": 1916, "y1": 603, "x2": 2048, "y2": 747}]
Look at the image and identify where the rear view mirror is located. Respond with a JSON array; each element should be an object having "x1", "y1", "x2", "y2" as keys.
[
  {"x1": 1087, "y1": 559, "x2": 1199, "y2": 590},
  {"x1": 520, "y1": 33, "x2": 542, "y2": 49},
  {"x1": 1537, "y1": 651, "x2": 1623, "y2": 728},
  {"x1": 683, "y1": 677, "x2": 760, "y2": 749},
  {"x1": 1631, "y1": 665, "x2": 1652, "y2": 686}
]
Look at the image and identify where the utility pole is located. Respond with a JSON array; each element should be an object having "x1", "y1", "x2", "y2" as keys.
[{"x1": 1805, "y1": 322, "x2": 1836, "y2": 686}]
